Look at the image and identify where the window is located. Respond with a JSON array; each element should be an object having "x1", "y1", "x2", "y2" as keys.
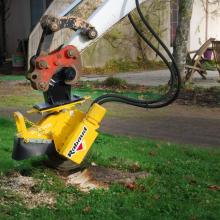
[
  {"x1": 170, "y1": 0, "x2": 179, "y2": 46},
  {"x1": 31, "y1": 0, "x2": 53, "y2": 30}
]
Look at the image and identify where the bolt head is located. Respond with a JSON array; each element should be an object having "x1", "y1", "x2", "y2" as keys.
[
  {"x1": 38, "y1": 82, "x2": 48, "y2": 91},
  {"x1": 67, "y1": 49, "x2": 75, "y2": 58},
  {"x1": 88, "y1": 28, "x2": 98, "y2": 39},
  {"x1": 38, "y1": 60, "x2": 48, "y2": 69},
  {"x1": 51, "y1": 23, "x2": 59, "y2": 32}
]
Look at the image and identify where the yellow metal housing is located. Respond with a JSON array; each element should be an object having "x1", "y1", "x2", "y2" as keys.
[{"x1": 14, "y1": 99, "x2": 106, "y2": 164}]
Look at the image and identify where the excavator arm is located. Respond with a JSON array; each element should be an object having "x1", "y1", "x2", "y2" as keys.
[{"x1": 28, "y1": 0, "x2": 146, "y2": 92}]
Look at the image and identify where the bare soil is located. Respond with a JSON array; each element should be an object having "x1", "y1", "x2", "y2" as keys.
[
  {"x1": 0, "y1": 167, "x2": 148, "y2": 207},
  {"x1": 66, "y1": 165, "x2": 149, "y2": 192},
  {"x1": 0, "y1": 172, "x2": 56, "y2": 209}
]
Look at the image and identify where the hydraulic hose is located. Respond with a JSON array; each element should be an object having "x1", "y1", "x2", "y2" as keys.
[{"x1": 92, "y1": 0, "x2": 181, "y2": 109}]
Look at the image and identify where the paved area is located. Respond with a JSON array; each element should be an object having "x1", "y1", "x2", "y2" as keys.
[{"x1": 82, "y1": 70, "x2": 220, "y2": 88}]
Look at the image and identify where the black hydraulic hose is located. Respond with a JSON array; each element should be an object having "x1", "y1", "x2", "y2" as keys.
[
  {"x1": 92, "y1": 0, "x2": 181, "y2": 108},
  {"x1": 135, "y1": 0, "x2": 179, "y2": 74},
  {"x1": 134, "y1": 0, "x2": 181, "y2": 88},
  {"x1": 128, "y1": 15, "x2": 178, "y2": 102}
]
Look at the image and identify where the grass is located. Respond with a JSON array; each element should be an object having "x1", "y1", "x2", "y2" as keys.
[
  {"x1": 0, "y1": 92, "x2": 43, "y2": 109},
  {"x1": 0, "y1": 117, "x2": 220, "y2": 219},
  {"x1": 73, "y1": 87, "x2": 161, "y2": 101},
  {"x1": 0, "y1": 82, "x2": 162, "y2": 109},
  {"x1": 0, "y1": 75, "x2": 25, "y2": 81}
]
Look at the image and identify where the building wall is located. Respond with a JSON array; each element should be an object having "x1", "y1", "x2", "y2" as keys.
[
  {"x1": 190, "y1": 0, "x2": 220, "y2": 50},
  {"x1": 190, "y1": 0, "x2": 207, "y2": 50},
  {"x1": 4, "y1": 0, "x2": 53, "y2": 56},
  {"x1": 6, "y1": 0, "x2": 31, "y2": 55},
  {"x1": 207, "y1": 2, "x2": 220, "y2": 41},
  {"x1": 82, "y1": 0, "x2": 171, "y2": 67},
  {"x1": 0, "y1": 21, "x2": 3, "y2": 54},
  {"x1": 79, "y1": 0, "x2": 171, "y2": 67}
]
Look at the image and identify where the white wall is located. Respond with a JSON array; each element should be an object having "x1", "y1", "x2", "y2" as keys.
[
  {"x1": 5, "y1": 0, "x2": 31, "y2": 55},
  {"x1": 190, "y1": 0, "x2": 220, "y2": 51},
  {"x1": 190, "y1": 0, "x2": 206, "y2": 50},
  {"x1": 207, "y1": 1, "x2": 220, "y2": 40}
]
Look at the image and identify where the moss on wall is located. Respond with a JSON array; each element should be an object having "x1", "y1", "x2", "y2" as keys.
[{"x1": 71, "y1": 0, "x2": 170, "y2": 69}]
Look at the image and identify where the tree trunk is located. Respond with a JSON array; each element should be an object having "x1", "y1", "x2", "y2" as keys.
[{"x1": 173, "y1": 0, "x2": 193, "y2": 79}]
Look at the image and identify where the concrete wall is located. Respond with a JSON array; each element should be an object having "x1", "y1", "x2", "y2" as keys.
[
  {"x1": 79, "y1": 0, "x2": 171, "y2": 67},
  {"x1": 82, "y1": 4, "x2": 171, "y2": 67},
  {"x1": 5, "y1": 0, "x2": 31, "y2": 55}
]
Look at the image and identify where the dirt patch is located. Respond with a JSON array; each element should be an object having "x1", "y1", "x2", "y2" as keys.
[
  {"x1": 0, "y1": 166, "x2": 148, "y2": 207},
  {"x1": 0, "y1": 172, "x2": 56, "y2": 209},
  {"x1": 66, "y1": 165, "x2": 149, "y2": 192},
  {"x1": 178, "y1": 88, "x2": 220, "y2": 107}
]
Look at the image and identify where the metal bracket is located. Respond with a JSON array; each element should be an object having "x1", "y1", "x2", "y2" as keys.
[{"x1": 41, "y1": 15, "x2": 98, "y2": 39}]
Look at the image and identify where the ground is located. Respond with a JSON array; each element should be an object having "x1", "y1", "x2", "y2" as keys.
[
  {"x1": 0, "y1": 73, "x2": 220, "y2": 219},
  {"x1": 0, "y1": 118, "x2": 220, "y2": 220},
  {"x1": 101, "y1": 104, "x2": 220, "y2": 148},
  {"x1": 0, "y1": 77, "x2": 220, "y2": 148}
]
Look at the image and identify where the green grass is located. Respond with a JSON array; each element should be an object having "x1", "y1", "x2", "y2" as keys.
[
  {"x1": 0, "y1": 75, "x2": 25, "y2": 81},
  {"x1": 0, "y1": 92, "x2": 43, "y2": 109},
  {"x1": 73, "y1": 87, "x2": 161, "y2": 101},
  {"x1": 0, "y1": 117, "x2": 220, "y2": 219},
  {"x1": 0, "y1": 87, "x2": 161, "y2": 109}
]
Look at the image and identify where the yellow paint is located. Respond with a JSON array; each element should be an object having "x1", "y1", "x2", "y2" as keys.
[
  {"x1": 59, "y1": 104, "x2": 106, "y2": 164},
  {"x1": 14, "y1": 100, "x2": 106, "y2": 165},
  {"x1": 14, "y1": 112, "x2": 28, "y2": 140}
]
